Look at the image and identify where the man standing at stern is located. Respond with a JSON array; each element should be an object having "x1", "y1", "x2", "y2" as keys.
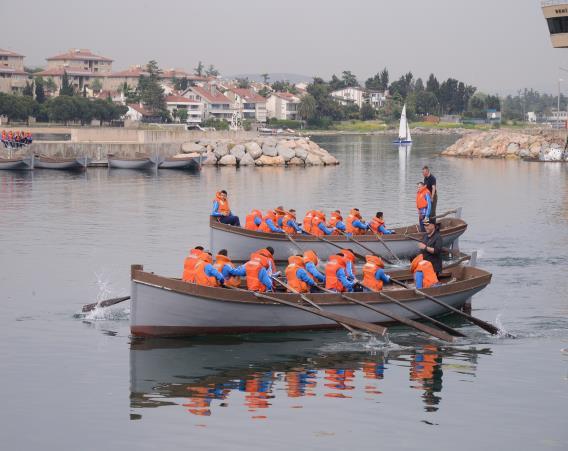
[{"x1": 422, "y1": 166, "x2": 437, "y2": 220}]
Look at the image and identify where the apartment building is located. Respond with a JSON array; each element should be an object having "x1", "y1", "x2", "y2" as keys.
[
  {"x1": 0, "y1": 48, "x2": 27, "y2": 94},
  {"x1": 266, "y1": 92, "x2": 301, "y2": 120},
  {"x1": 183, "y1": 85, "x2": 233, "y2": 121},
  {"x1": 165, "y1": 95, "x2": 203, "y2": 124},
  {"x1": 225, "y1": 87, "x2": 267, "y2": 122}
]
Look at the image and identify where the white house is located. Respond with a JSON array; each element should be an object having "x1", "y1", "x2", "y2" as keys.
[
  {"x1": 266, "y1": 92, "x2": 301, "y2": 120},
  {"x1": 330, "y1": 86, "x2": 366, "y2": 108},
  {"x1": 182, "y1": 85, "x2": 233, "y2": 121},
  {"x1": 225, "y1": 88, "x2": 267, "y2": 122},
  {"x1": 366, "y1": 90, "x2": 388, "y2": 109},
  {"x1": 165, "y1": 95, "x2": 203, "y2": 124}
]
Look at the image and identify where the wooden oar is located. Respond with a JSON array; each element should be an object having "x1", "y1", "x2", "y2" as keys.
[
  {"x1": 303, "y1": 230, "x2": 367, "y2": 261},
  {"x1": 389, "y1": 279, "x2": 502, "y2": 335},
  {"x1": 82, "y1": 295, "x2": 130, "y2": 312},
  {"x1": 337, "y1": 229, "x2": 395, "y2": 265},
  {"x1": 316, "y1": 285, "x2": 455, "y2": 342},
  {"x1": 285, "y1": 233, "x2": 305, "y2": 254},
  {"x1": 226, "y1": 285, "x2": 387, "y2": 336},
  {"x1": 372, "y1": 232, "x2": 403, "y2": 265},
  {"x1": 271, "y1": 277, "x2": 359, "y2": 335}
]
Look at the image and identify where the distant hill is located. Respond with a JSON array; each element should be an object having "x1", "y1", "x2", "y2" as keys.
[{"x1": 228, "y1": 73, "x2": 313, "y2": 83}]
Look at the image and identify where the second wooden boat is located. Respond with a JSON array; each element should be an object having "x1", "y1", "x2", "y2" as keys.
[
  {"x1": 158, "y1": 155, "x2": 201, "y2": 170},
  {"x1": 108, "y1": 154, "x2": 159, "y2": 170},
  {"x1": 0, "y1": 155, "x2": 34, "y2": 170},
  {"x1": 34, "y1": 155, "x2": 91, "y2": 170}
]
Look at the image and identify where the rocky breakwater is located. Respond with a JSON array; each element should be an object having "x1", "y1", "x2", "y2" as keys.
[
  {"x1": 441, "y1": 130, "x2": 568, "y2": 161},
  {"x1": 179, "y1": 137, "x2": 339, "y2": 167}
]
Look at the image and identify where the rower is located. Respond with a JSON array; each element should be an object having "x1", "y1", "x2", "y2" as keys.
[
  {"x1": 285, "y1": 255, "x2": 317, "y2": 293},
  {"x1": 328, "y1": 210, "x2": 346, "y2": 234},
  {"x1": 275, "y1": 206, "x2": 287, "y2": 228},
  {"x1": 251, "y1": 247, "x2": 278, "y2": 277},
  {"x1": 311, "y1": 211, "x2": 334, "y2": 236},
  {"x1": 416, "y1": 182, "x2": 432, "y2": 232},
  {"x1": 259, "y1": 209, "x2": 284, "y2": 233},
  {"x1": 233, "y1": 254, "x2": 274, "y2": 292},
  {"x1": 325, "y1": 253, "x2": 356, "y2": 293},
  {"x1": 303, "y1": 250, "x2": 325, "y2": 283},
  {"x1": 341, "y1": 248, "x2": 357, "y2": 281},
  {"x1": 345, "y1": 208, "x2": 369, "y2": 236},
  {"x1": 244, "y1": 209, "x2": 263, "y2": 231},
  {"x1": 212, "y1": 190, "x2": 241, "y2": 227},
  {"x1": 302, "y1": 210, "x2": 317, "y2": 234},
  {"x1": 418, "y1": 218, "x2": 443, "y2": 275},
  {"x1": 282, "y1": 209, "x2": 302, "y2": 234},
  {"x1": 369, "y1": 212, "x2": 395, "y2": 235},
  {"x1": 213, "y1": 249, "x2": 242, "y2": 287},
  {"x1": 194, "y1": 251, "x2": 226, "y2": 287},
  {"x1": 362, "y1": 255, "x2": 391, "y2": 292},
  {"x1": 182, "y1": 246, "x2": 204, "y2": 283},
  {"x1": 410, "y1": 254, "x2": 439, "y2": 289}
]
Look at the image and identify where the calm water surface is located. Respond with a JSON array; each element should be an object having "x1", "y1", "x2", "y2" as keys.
[{"x1": 1, "y1": 134, "x2": 567, "y2": 450}]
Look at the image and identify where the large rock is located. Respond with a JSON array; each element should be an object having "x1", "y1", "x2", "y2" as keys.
[
  {"x1": 244, "y1": 142, "x2": 263, "y2": 159},
  {"x1": 218, "y1": 154, "x2": 237, "y2": 166},
  {"x1": 239, "y1": 152, "x2": 255, "y2": 166},
  {"x1": 201, "y1": 152, "x2": 218, "y2": 166},
  {"x1": 295, "y1": 147, "x2": 309, "y2": 160},
  {"x1": 181, "y1": 142, "x2": 205, "y2": 153},
  {"x1": 262, "y1": 145, "x2": 278, "y2": 157},
  {"x1": 288, "y1": 156, "x2": 305, "y2": 165},
  {"x1": 214, "y1": 143, "x2": 229, "y2": 159},
  {"x1": 539, "y1": 145, "x2": 565, "y2": 161},
  {"x1": 278, "y1": 139, "x2": 296, "y2": 148},
  {"x1": 276, "y1": 144, "x2": 296, "y2": 161},
  {"x1": 255, "y1": 155, "x2": 286, "y2": 166},
  {"x1": 321, "y1": 155, "x2": 339, "y2": 165},
  {"x1": 230, "y1": 144, "x2": 246, "y2": 161},
  {"x1": 306, "y1": 154, "x2": 323, "y2": 165},
  {"x1": 506, "y1": 143, "x2": 520, "y2": 154}
]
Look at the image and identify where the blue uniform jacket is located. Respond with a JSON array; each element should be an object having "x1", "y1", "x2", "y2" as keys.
[
  {"x1": 318, "y1": 222, "x2": 334, "y2": 235},
  {"x1": 295, "y1": 268, "x2": 316, "y2": 287},
  {"x1": 234, "y1": 265, "x2": 273, "y2": 291},
  {"x1": 254, "y1": 217, "x2": 262, "y2": 226},
  {"x1": 286, "y1": 219, "x2": 303, "y2": 233},
  {"x1": 305, "y1": 261, "x2": 325, "y2": 283},
  {"x1": 218, "y1": 263, "x2": 240, "y2": 279},
  {"x1": 211, "y1": 200, "x2": 226, "y2": 217},
  {"x1": 419, "y1": 193, "x2": 432, "y2": 218},
  {"x1": 336, "y1": 267, "x2": 355, "y2": 292},
  {"x1": 378, "y1": 224, "x2": 395, "y2": 235},
  {"x1": 374, "y1": 268, "x2": 391, "y2": 283},
  {"x1": 203, "y1": 264, "x2": 225, "y2": 284},
  {"x1": 265, "y1": 218, "x2": 283, "y2": 233},
  {"x1": 335, "y1": 221, "x2": 346, "y2": 232}
]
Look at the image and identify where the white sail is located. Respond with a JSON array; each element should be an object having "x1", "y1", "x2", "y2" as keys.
[
  {"x1": 406, "y1": 118, "x2": 412, "y2": 142},
  {"x1": 398, "y1": 104, "x2": 407, "y2": 139}
]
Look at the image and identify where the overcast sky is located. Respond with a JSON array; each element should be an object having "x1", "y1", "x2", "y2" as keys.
[{"x1": 1, "y1": 0, "x2": 566, "y2": 94}]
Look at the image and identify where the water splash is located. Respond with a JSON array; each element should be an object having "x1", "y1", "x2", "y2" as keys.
[{"x1": 77, "y1": 271, "x2": 130, "y2": 321}]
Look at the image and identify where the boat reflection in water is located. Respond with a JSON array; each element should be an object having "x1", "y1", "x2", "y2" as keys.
[{"x1": 130, "y1": 333, "x2": 491, "y2": 420}]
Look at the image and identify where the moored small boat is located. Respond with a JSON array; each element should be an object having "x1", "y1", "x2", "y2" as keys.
[
  {"x1": 108, "y1": 154, "x2": 158, "y2": 170},
  {"x1": 130, "y1": 263, "x2": 491, "y2": 337},
  {"x1": 158, "y1": 154, "x2": 202, "y2": 170},
  {"x1": 34, "y1": 155, "x2": 91, "y2": 170},
  {"x1": 0, "y1": 155, "x2": 34, "y2": 170}
]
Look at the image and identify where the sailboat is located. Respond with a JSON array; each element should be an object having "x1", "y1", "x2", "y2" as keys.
[{"x1": 393, "y1": 103, "x2": 412, "y2": 144}]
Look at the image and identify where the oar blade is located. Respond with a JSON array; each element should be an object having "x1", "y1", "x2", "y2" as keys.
[{"x1": 82, "y1": 296, "x2": 130, "y2": 312}]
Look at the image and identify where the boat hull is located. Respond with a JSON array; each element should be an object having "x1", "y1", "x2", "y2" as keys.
[
  {"x1": 130, "y1": 265, "x2": 491, "y2": 337},
  {"x1": 210, "y1": 216, "x2": 466, "y2": 261},
  {"x1": 159, "y1": 156, "x2": 201, "y2": 169},
  {"x1": 34, "y1": 156, "x2": 91, "y2": 170},
  {"x1": 0, "y1": 155, "x2": 34, "y2": 170},
  {"x1": 108, "y1": 158, "x2": 155, "y2": 169}
]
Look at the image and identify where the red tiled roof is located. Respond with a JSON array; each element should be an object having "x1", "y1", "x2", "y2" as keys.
[
  {"x1": 228, "y1": 88, "x2": 266, "y2": 103},
  {"x1": 0, "y1": 48, "x2": 24, "y2": 57},
  {"x1": 0, "y1": 67, "x2": 28, "y2": 76},
  {"x1": 165, "y1": 95, "x2": 199, "y2": 103},
  {"x1": 47, "y1": 49, "x2": 113, "y2": 62},
  {"x1": 190, "y1": 86, "x2": 230, "y2": 104},
  {"x1": 273, "y1": 91, "x2": 298, "y2": 101},
  {"x1": 128, "y1": 104, "x2": 157, "y2": 116},
  {"x1": 35, "y1": 67, "x2": 106, "y2": 77},
  {"x1": 108, "y1": 67, "x2": 148, "y2": 78}
]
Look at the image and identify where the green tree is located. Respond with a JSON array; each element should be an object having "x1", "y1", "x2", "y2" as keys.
[
  {"x1": 360, "y1": 103, "x2": 376, "y2": 120},
  {"x1": 47, "y1": 96, "x2": 78, "y2": 124},
  {"x1": 379, "y1": 68, "x2": 389, "y2": 91},
  {"x1": 34, "y1": 77, "x2": 46, "y2": 103},
  {"x1": 297, "y1": 94, "x2": 316, "y2": 121},
  {"x1": 205, "y1": 64, "x2": 219, "y2": 77},
  {"x1": 271, "y1": 80, "x2": 297, "y2": 94},
  {"x1": 178, "y1": 108, "x2": 188, "y2": 123},
  {"x1": 414, "y1": 78, "x2": 424, "y2": 92},
  {"x1": 365, "y1": 68, "x2": 389, "y2": 91},
  {"x1": 258, "y1": 86, "x2": 270, "y2": 97},
  {"x1": 137, "y1": 60, "x2": 166, "y2": 116},
  {"x1": 23, "y1": 81, "x2": 34, "y2": 97},
  {"x1": 194, "y1": 61, "x2": 204, "y2": 76},
  {"x1": 45, "y1": 77, "x2": 57, "y2": 94},
  {"x1": 426, "y1": 74, "x2": 439, "y2": 96},
  {"x1": 60, "y1": 71, "x2": 74, "y2": 96},
  {"x1": 414, "y1": 91, "x2": 439, "y2": 116},
  {"x1": 261, "y1": 73, "x2": 270, "y2": 84},
  {"x1": 236, "y1": 77, "x2": 250, "y2": 89},
  {"x1": 173, "y1": 77, "x2": 190, "y2": 91},
  {"x1": 341, "y1": 70, "x2": 359, "y2": 87},
  {"x1": 389, "y1": 72, "x2": 414, "y2": 99},
  {"x1": 90, "y1": 78, "x2": 103, "y2": 93}
]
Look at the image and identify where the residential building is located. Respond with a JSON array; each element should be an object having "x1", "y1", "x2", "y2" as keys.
[
  {"x1": 266, "y1": 92, "x2": 301, "y2": 120},
  {"x1": 104, "y1": 66, "x2": 148, "y2": 92},
  {"x1": 486, "y1": 109, "x2": 502, "y2": 124},
  {"x1": 331, "y1": 86, "x2": 366, "y2": 108},
  {"x1": 225, "y1": 88, "x2": 267, "y2": 122},
  {"x1": 165, "y1": 95, "x2": 203, "y2": 124},
  {"x1": 124, "y1": 103, "x2": 162, "y2": 123},
  {"x1": 0, "y1": 48, "x2": 27, "y2": 94},
  {"x1": 366, "y1": 90, "x2": 388, "y2": 109},
  {"x1": 182, "y1": 85, "x2": 233, "y2": 121}
]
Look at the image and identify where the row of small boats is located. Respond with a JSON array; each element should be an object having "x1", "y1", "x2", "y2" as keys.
[{"x1": 0, "y1": 154, "x2": 202, "y2": 171}]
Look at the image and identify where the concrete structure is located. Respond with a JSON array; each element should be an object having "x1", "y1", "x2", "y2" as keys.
[
  {"x1": 266, "y1": 92, "x2": 301, "y2": 120},
  {"x1": 367, "y1": 90, "x2": 388, "y2": 109},
  {"x1": 542, "y1": 1, "x2": 568, "y2": 47},
  {"x1": 330, "y1": 86, "x2": 366, "y2": 108},
  {"x1": 165, "y1": 95, "x2": 203, "y2": 124},
  {"x1": 0, "y1": 48, "x2": 27, "y2": 94},
  {"x1": 183, "y1": 85, "x2": 233, "y2": 121},
  {"x1": 225, "y1": 88, "x2": 267, "y2": 122}
]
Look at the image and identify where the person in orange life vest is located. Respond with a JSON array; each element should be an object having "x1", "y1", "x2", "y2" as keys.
[
  {"x1": 345, "y1": 208, "x2": 369, "y2": 236},
  {"x1": 233, "y1": 253, "x2": 274, "y2": 292},
  {"x1": 325, "y1": 253, "x2": 356, "y2": 292},
  {"x1": 369, "y1": 212, "x2": 395, "y2": 235},
  {"x1": 303, "y1": 250, "x2": 325, "y2": 283},
  {"x1": 282, "y1": 209, "x2": 302, "y2": 234},
  {"x1": 274, "y1": 206, "x2": 287, "y2": 227},
  {"x1": 416, "y1": 182, "x2": 432, "y2": 232},
  {"x1": 194, "y1": 250, "x2": 225, "y2": 287},
  {"x1": 340, "y1": 248, "x2": 357, "y2": 281},
  {"x1": 259, "y1": 209, "x2": 284, "y2": 233},
  {"x1": 244, "y1": 209, "x2": 263, "y2": 231},
  {"x1": 302, "y1": 210, "x2": 317, "y2": 234},
  {"x1": 1, "y1": 130, "x2": 6, "y2": 144},
  {"x1": 361, "y1": 255, "x2": 391, "y2": 292},
  {"x1": 327, "y1": 210, "x2": 346, "y2": 234},
  {"x1": 211, "y1": 190, "x2": 241, "y2": 226},
  {"x1": 285, "y1": 255, "x2": 317, "y2": 293},
  {"x1": 182, "y1": 246, "x2": 204, "y2": 282},
  {"x1": 410, "y1": 254, "x2": 439, "y2": 289},
  {"x1": 26, "y1": 131, "x2": 33, "y2": 144},
  {"x1": 311, "y1": 211, "x2": 334, "y2": 236},
  {"x1": 213, "y1": 249, "x2": 241, "y2": 287},
  {"x1": 251, "y1": 246, "x2": 279, "y2": 277}
]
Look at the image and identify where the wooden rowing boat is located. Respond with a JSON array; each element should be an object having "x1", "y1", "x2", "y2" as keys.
[
  {"x1": 0, "y1": 155, "x2": 34, "y2": 170},
  {"x1": 34, "y1": 155, "x2": 91, "y2": 170},
  {"x1": 107, "y1": 154, "x2": 160, "y2": 170},
  {"x1": 209, "y1": 212, "x2": 467, "y2": 261},
  {"x1": 158, "y1": 155, "x2": 202, "y2": 170},
  {"x1": 130, "y1": 263, "x2": 491, "y2": 337}
]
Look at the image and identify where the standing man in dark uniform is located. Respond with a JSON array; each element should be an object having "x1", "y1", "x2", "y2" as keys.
[
  {"x1": 418, "y1": 219, "x2": 443, "y2": 275},
  {"x1": 422, "y1": 166, "x2": 437, "y2": 220}
]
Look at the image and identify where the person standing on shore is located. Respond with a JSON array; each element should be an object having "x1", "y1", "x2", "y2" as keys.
[
  {"x1": 418, "y1": 219, "x2": 443, "y2": 275},
  {"x1": 422, "y1": 166, "x2": 437, "y2": 219}
]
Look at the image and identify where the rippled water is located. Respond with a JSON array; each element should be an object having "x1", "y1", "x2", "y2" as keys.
[{"x1": 1, "y1": 134, "x2": 567, "y2": 450}]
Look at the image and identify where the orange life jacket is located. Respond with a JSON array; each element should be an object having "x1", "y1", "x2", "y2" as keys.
[
  {"x1": 182, "y1": 249, "x2": 203, "y2": 282},
  {"x1": 259, "y1": 210, "x2": 278, "y2": 233},
  {"x1": 362, "y1": 255, "x2": 385, "y2": 292},
  {"x1": 285, "y1": 255, "x2": 310, "y2": 293},
  {"x1": 369, "y1": 217, "x2": 385, "y2": 234},
  {"x1": 1, "y1": 131, "x2": 5, "y2": 140},
  {"x1": 194, "y1": 253, "x2": 217, "y2": 287},
  {"x1": 282, "y1": 213, "x2": 297, "y2": 235},
  {"x1": 328, "y1": 211, "x2": 342, "y2": 228},
  {"x1": 214, "y1": 254, "x2": 241, "y2": 287},
  {"x1": 325, "y1": 255, "x2": 347, "y2": 292},
  {"x1": 345, "y1": 210, "x2": 364, "y2": 235},
  {"x1": 251, "y1": 248, "x2": 275, "y2": 273},
  {"x1": 245, "y1": 259, "x2": 267, "y2": 292},
  {"x1": 302, "y1": 250, "x2": 319, "y2": 282},
  {"x1": 303, "y1": 210, "x2": 316, "y2": 234},
  {"x1": 8, "y1": 131, "x2": 13, "y2": 139},
  {"x1": 310, "y1": 213, "x2": 326, "y2": 237},
  {"x1": 245, "y1": 209, "x2": 262, "y2": 231},
  {"x1": 341, "y1": 249, "x2": 356, "y2": 265},
  {"x1": 416, "y1": 186, "x2": 431, "y2": 210},
  {"x1": 410, "y1": 255, "x2": 439, "y2": 288},
  {"x1": 214, "y1": 192, "x2": 230, "y2": 215}
]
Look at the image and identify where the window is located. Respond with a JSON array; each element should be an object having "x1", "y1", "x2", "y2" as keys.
[{"x1": 547, "y1": 16, "x2": 568, "y2": 34}]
